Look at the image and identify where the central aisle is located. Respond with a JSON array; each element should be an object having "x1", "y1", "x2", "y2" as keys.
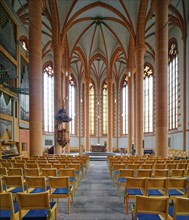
[{"x1": 58, "y1": 160, "x2": 131, "y2": 220}]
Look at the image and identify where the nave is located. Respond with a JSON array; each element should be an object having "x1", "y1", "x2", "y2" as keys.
[{"x1": 59, "y1": 160, "x2": 129, "y2": 220}]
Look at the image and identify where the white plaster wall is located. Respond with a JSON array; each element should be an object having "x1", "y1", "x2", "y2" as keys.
[
  {"x1": 168, "y1": 132, "x2": 183, "y2": 150},
  {"x1": 186, "y1": 22, "x2": 189, "y2": 131},
  {"x1": 144, "y1": 136, "x2": 155, "y2": 149},
  {"x1": 118, "y1": 137, "x2": 128, "y2": 149},
  {"x1": 186, "y1": 131, "x2": 189, "y2": 151}
]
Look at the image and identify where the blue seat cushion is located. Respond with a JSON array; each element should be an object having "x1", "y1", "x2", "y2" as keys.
[
  {"x1": 0, "y1": 202, "x2": 18, "y2": 220},
  {"x1": 113, "y1": 171, "x2": 119, "y2": 175},
  {"x1": 9, "y1": 186, "x2": 26, "y2": 193},
  {"x1": 148, "y1": 189, "x2": 164, "y2": 196},
  {"x1": 127, "y1": 189, "x2": 143, "y2": 195},
  {"x1": 135, "y1": 213, "x2": 161, "y2": 220},
  {"x1": 30, "y1": 186, "x2": 49, "y2": 193},
  {"x1": 169, "y1": 205, "x2": 189, "y2": 220},
  {"x1": 75, "y1": 171, "x2": 80, "y2": 175},
  {"x1": 119, "y1": 178, "x2": 126, "y2": 183},
  {"x1": 23, "y1": 202, "x2": 56, "y2": 220},
  {"x1": 69, "y1": 177, "x2": 75, "y2": 183},
  {"x1": 52, "y1": 188, "x2": 68, "y2": 194},
  {"x1": 168, "y1": 189, "x2": 184, "y2": 196}
]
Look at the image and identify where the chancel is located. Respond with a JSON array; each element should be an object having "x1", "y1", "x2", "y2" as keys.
[{"x1": 0, "y1": 0, "x2": 189, "y2": 219}]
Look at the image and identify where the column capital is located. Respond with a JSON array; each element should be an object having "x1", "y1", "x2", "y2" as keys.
[{"x1": 84, "y1": 77, "x2": 90, "y2": 84}]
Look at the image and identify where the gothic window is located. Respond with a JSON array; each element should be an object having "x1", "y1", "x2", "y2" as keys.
[
  {"x1": 143, "y1": 64, "x2": 153, "y2": 133},
  {"x1": 168, "y1": 41, "x2": 178, "y2": 130},
  {"x1": 43, "y1": 64, "x2": 54, "y2": 132},
  {"x1": 122, "y1": 76, "x2": 128, "y2": 135},
  {"x1": 102, "y1": 83, "x2": 108, "y2": 135},
  {"x1": 89, "y1": 82, "x2": 95, "y2": 135},
  {"x1": 69, "y1": 75, "x2": 76, "y2": 135}
]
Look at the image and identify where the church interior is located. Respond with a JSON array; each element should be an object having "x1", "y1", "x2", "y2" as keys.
[{"x1": 0, "y1": 0, "x2": 189, "y2": 219}]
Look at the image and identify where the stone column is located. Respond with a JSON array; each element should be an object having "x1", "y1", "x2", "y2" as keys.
[
  {"x1": 155, "y1": 0, "x2": 169, "y2": 157},
  {"x1": 53, "y1": 46, "x2": 62, "y2": 154},
  {"x1": 107, "y1": 78, "x2": 113, "y2": 152},
  {"x1": 135, "y1": 46, "x2": 146, "y2": 156},
  {"x1": 134, "y1": 74, "x2": 137, "y2": 152},
  {"x1": 127, "y1": 70, "x2": 133, "y2": 154},
  {"x1": 84, "y1": 78, "x2": 90, "y2": 152},
  {"x1": 29, "y1": 0, "x2": 43, "y2": 156}
]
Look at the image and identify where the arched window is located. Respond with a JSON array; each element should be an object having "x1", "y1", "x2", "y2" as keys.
[
  {"x1": 43, "y1": 64, "x2": 54, "y2": 132},
  {"x1": 122, "y1": 76, "x2": 128, "y2": 135},
  {"x1": 69, "y1": 75, "x2": 75, "y2": 135},
  {"x1": 168, "y1": 41, "x2": 178, "y2": 130},
  {"x1": 143, "y1": 64, "x2": 153, "y2": 133},
  {"x1": 102, "y1": 83, "x2": 108, "y2": 135},
  {"x1": 89, "y1": 82, "x2": 95, "y2": 135}
]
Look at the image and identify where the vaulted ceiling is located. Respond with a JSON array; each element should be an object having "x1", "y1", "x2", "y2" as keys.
[{"x1": 11, "y1": 0, "x2": 188, "y2": 86}]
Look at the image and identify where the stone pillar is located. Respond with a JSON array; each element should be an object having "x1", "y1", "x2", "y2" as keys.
[
  {"x1": 84, "y1": 78, "x2": 90, "y2": 152},
  {"x1": 53, "y1": 46, "x2": 62, "y2": 154},
  {"x1": 107, "y1": 78, "x2": 113, "y2": 152},
  {"x1": 29, "y1": 0, "x2": 43, "y2": 156},
  {"x1": 127, "y1": 71, "x2": 133, "y2": 154},
  {"x1": 135, "y1": 46, "x2": 146, "y2": 156},
  {"x1": 134, "y1": 74, "x2": 137, "y2": 152},
  {"x1": 155, "y1": 0, "x2": 169, "y2": 157}
]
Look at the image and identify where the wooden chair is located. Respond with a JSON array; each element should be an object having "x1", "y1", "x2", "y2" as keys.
[
  {"x1": 112, "y1": 164, "x2": 126, "y2": 182},
  {"x1": 59, "y1": 168, "x2": 76, "y2": 195},
  {"x1": 24, "y1": 168, "x2": 40, "y2": 176},
  {"x1": 137, "y1": 169, "x2": 152, "y2": 177},
  {"x1": 67, "y1": 163, "x2": 82, "y2": 183},
  {"x1": 8, "y1": 168, "x2": 23, "y2": 176},
  {"x1": 26, "y1": 163, "x2": 38, "y2": 169},
  {"x1": 169, "y1": 197, "x2": 189, "y2": 220},
  {"x1": 140, "y1": 164, "x2": 153, "y2": 169},
  {"x1": 154, "y1": 164, "x2": 166, "y2": 169},
  {"x1": 134, "y1": 195, "x2": 169, "y2": 220},
  {"x1": 0, "y1": 177, "x2": 3, "y2": 193},
  {"x1": 17, "y1": 192, "x2": 57, "y2": 220},
  {"x1": 49, "y1": 176, "x2": 73, "y2": 214},
  {"x1": 25, "y1": 176, "x2": 47, "y2": 193},
  {"x1": 1, "y1": 162, "x2": 13, "y2": 169},
  {"x1": 0, "y1": 192, "x2": 19, "y2": 220},
  {"x1": 167, "y1": 177, "x2": 188, "y2": 199},
  {"x1": 14, "y1": 163, "x2": 26, "y2": 169},
  {"x1": 124, "y1": 177, "x2": 146, "y2": 214},
  {"x1": 146, "y1": 177, "x2": 167, "y2": 196},
  {"x1": 3, "y1": 175, "x2": 25, "y2": 194},
  {"x1": 117, "y1": 169, "x2": 134, "y2": 196}
]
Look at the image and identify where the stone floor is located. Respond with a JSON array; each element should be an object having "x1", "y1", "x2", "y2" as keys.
[{"x1": 57, "y1": 160, "x2": 132, "y2": 220}]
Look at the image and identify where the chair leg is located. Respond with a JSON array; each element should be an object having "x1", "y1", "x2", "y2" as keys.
[
  {"x1": 125, "y1": 196, "x2": 128, "y2": 214},
  {"x1": 68, "y1": 196, "x2": 70, "y2": 214}
]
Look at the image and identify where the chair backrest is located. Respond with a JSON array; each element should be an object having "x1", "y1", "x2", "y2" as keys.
[
  {"x1": 127, "y1": 164, "x2": 140, "y2": 170},
  {"x1": 166, "y1": 163, "x2": 177, "y2": 169},
  {"x1": 1, "y1": 162, "x2": 13, "y2": 168},
  {"x1": 113, "y1": 164, "x2": 126, "y2": 171},
  {"x1": 9, "y1": 168, "x2": 23, "y2": 176},
  {"x1": 146, "y1": 178, "x2": 167, "y2": 195},
  {"x1": 25, "y1": 176, "x2": 46, "y2": 192},
  {"x1": 141, "y1": 164, "x2": 153, "y2": 169},
  {"x1": 26, "y1": 163, "x2": 38, "y2": 169},
  {"x1": 135, "y1": 195, "x2": 169, "y2": 218},
  {"x1": 67, "y1": 163, "x2": 80, "y2": 171},
  {"x1": 0, "y1": 192, "x2": 16, "y2": 218},
  {"x1": 25, "y1": 168, "x2": 40, "y2": 176},
  {"x1": 153, "y1": 169, "x2": 169, "y2": 177},
  {"x1": 14, "y1": 163, "x2": 26, "y2": 169},
  {"x1": 167, "y1": 177, "x2": 188, "y2": 193},
  {"x1": 137, "y1": 169, "x2": 152, "y2": 177},
  {"x1": 17, "y1": 192, "x2": 50, "y2": 219},
  {"x1": 119, "y1": 169, "x2": 134, "y2": 178},
  {"x1": 154, "y1": 164, "x2": 166, "y2": 169},
  {"x1": 173, "y1": 197, "x2": 189, "y2": 220},
  {"x1": 0, "y1": 167, "x2": 8, "y2": 175},
  {"x1": 53, "y1": 163, "x2": 66, "y2": 170},
  {"x1": 49, "y1": 176, "x2": 69, "y2": 189},
  {"x1": 39, "y1": 163, "x2": 52, "y2": 170},
  {"x1": 170, "y1": 169, "x2": 185, "y2": 177},
  {"x1": 125, "y1": 177, "x2": 146, "y2": 192},
  {"x1": 41, "y1": 168, "x2": 57, "y2": 177},
  {"x1": 3, "y1": 175, "x2": 24, "y2": 192},
  {"x1": 59, "y1": 168, "x2": 75, "y2": 178}
]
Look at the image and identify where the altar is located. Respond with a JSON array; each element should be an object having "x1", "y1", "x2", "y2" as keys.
[{"x1": 91, "y1": 144, "x2": 106, "y2": 152}]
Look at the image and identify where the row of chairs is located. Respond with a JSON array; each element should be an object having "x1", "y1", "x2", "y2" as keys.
[
  {"x1": 0, "y1": 191, "x2": 57, "y2": 220},
  {"x1": 123, "y1": 177, "x2": 188, "y2": 214},
  {"x1": 116, "y1": 168, "x2": 189, "y2": 195},
  {"x1": 0, "y1": 175, "x2": 73, "y2": 214},
  {"x1": 133, "y1": 195, "x2": 189, "y2": 220}
]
